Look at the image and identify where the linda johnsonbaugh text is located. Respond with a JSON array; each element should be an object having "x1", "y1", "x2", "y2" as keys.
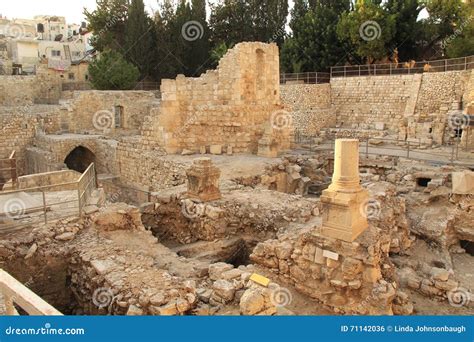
[{"x1": 341, "y1": 325, "x2": 467, "y2": 333}]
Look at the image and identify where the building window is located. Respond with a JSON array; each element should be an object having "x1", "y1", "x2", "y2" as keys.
[
  {"x1": 114, "y1": 105, "x2": 124, "y2": 128},
  {"x1": 68, "y1": 73, "x2": 75, "y2": 80},
  {"x1": 51, "y1": 50, "x2": 61, "y2": 57},
  {"x1": 72, "y1": 51, "x2": 82, "y2": 58}
]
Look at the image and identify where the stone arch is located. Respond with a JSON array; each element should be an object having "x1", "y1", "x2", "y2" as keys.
[{"x1": 64, "y1": 146, "x2": 96, "y2": 173}]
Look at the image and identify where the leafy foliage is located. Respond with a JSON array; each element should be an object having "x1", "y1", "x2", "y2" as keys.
[
  {"x1": 88, "y1": 50, "x2": 140, "y2": 90},
  {"x1": 84, "y1": 0, "x2": 473, "y2": 82}
]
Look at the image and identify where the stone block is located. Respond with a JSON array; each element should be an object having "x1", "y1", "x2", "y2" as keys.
[
  {"x1": 452, "y1": 171, "x2": 474, "y2": 195},
  {"x1": 210, "y1": 145, "x2": 222, "y2": 155}
]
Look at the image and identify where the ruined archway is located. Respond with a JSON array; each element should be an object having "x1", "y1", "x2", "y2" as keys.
[{"x1": 64, "y1": 146, "x2": 96, "y2": 173}]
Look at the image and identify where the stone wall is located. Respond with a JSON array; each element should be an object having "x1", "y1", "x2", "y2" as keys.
[
  {"x1": 283, "y1": 70, "x2": 472, "y2": 145},
  {"x1": 62, "y1": 91, "x2": 159, "y2": 134},
  {"x1": 280, "y1": 83, "x2": 333, "y2": 135},
  {"x1": 331, "y1": 74, "x2": 422, "y2": 132},
  {"x1": 0, "y1": 106, "x2": 61, "y2": 175},
  {"x1": 0, "y1": 68, "x2": 61, "y2": 106},
  {"x1": 29, "y1": 134, "x2": 118, "y2": 175},
  {"x1": 250, "y1": 183, "x2": 413, "y2": 314},
  {"x1": 154, "y1": 42, "x2": 292, "y2": 154}
]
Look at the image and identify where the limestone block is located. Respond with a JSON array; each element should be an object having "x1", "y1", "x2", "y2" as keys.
[
  {"x1": 452, "y1": 171, "x2": 474, "y2": 195},
  {"x1": 210, "y1": 145, "x2": 222, "y2": 155},
  {"x1": 186, "y1": 158, "x2": 221, "y2": 201}
]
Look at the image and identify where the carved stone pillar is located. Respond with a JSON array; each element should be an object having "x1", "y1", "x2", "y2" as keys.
[
  {"x1": 186, "y1": 157, "x2": 221, "y2": 201},
  {"x1": 321, "y1": 139, "x2": 368, "y2": 242}
]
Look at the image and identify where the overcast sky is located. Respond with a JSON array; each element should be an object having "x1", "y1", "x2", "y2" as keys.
[
  {"x1": 1, "y1": 0, "x2": 426, "y2": 26},
  {"x1": 1, "y1": 0, "x2": 162, "y2": 24}
]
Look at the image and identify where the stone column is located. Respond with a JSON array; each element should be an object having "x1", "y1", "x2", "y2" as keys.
[
  {"x1": 186, "y1": 157, "x2": 221, "y2": 201},
  {"x1": 328, "y1": 139, "x2": 362, "y2": 192},
  {"x1": 320, "y1": 139, "x2": 368, "y2": 242}
]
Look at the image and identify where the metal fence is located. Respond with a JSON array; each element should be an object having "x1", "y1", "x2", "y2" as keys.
[
  {"x1": 280, "y1": 72, "x2": 331, "y2": 84},
  {"x1": 331, "y1": 55, "x2": 474, "y2": 78},
  {"x1": 0, "y1": 152, "x2": 18, "y2": 190},
  {"x1": 0, "y1": 163, "x2": 97, "y2": 233},
  {"x1": 294, "y1": 132, "x2": 473, "y2": 167}
]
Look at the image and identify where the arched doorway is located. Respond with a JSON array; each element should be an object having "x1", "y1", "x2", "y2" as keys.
[{"x1": 64, "y1": 146, "x2": 95, "y2": 173}]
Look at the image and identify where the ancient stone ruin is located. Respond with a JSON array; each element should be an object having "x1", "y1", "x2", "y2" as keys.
[{"x1": 0, "y1": 42, "x2": 473, "y2": 316}]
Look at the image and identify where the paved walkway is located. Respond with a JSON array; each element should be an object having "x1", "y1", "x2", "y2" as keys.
[{"x1": 297, "y1": 142, "x2": 474, "y2": 168}]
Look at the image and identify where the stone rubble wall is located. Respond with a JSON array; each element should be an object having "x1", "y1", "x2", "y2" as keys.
[
  {"x1": 142, "y1": 188, "x2": 319, "y2": 244},
  {"x1": 250, "y1": 182, "x2": 416, "y2": 314},
  {"x1": 280, "y1": 83, "x2": 333, "y2": 135},
  {"x1": 250, "y1": 225, "x2": 401, "y2": 314},
  {"x1": 0, "y1": 107, "x2": 61, "y2": 176}
]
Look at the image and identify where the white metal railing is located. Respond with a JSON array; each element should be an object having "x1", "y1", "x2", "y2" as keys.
[
  {"x1": 0, "y1": 163, "x2": 97, "y2": 231},
  {"x1": 0, "y1": 269, "x2": 62, "y2": 315}
]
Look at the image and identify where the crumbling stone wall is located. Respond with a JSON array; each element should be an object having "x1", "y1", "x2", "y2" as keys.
[
  {"x1": 143, "y1": 188, "x2": 318, "y2": 244},
  {"x1": 280, "y1": 83, "x2": 333, "y2": 135},
  {"x1": 154, "y1": 42, "x2": 292, "y2": 154},
  {"x1": 0, "y1": 69, "x2": 60, "y2": 106},
  {"x1": 0, "y1": 107, "x2": 61, "y2": 175},
  {"x1": 62, "y1": 91, "x2": 159, "y2": 134}
]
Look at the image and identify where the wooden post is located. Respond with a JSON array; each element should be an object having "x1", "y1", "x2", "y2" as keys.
[{"x1": 4, "y1": 294, "x2": 17, "y2": 315}]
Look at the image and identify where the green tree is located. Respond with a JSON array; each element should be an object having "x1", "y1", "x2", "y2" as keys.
[
  {"x1": 281, "y1": 0, "x2": 351, "y2": 72},
  {"x1": 445, "y1": 3, "x2": 474, "y2": 57},
  {"x1": 84, "y1": 0, "x2": 129, "y2": 52},
  {"x1": 123, "y1": 0, "x2": 156, "y2": 78},
  {"x1": 209, "y1": 0, "x2": 288, "y2": 47},
  {"x1": 385, "y1": 0, "x2": 423, "y2": 61},
  {"x1": 88, "y1": 50, "x2": 139, "y2": 90},
  {"x1": 420, "y1": 0, "x2": 471, "y2": 57},
  {"x1": 337, "y1": 0, "x2": 396, "y2": 64}
]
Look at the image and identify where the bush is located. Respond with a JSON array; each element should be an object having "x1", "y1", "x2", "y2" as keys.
[{"x1": 88, "y1": 50, "x2": 140, "y2": 90}]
